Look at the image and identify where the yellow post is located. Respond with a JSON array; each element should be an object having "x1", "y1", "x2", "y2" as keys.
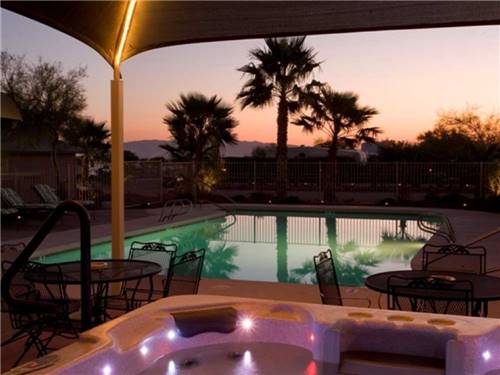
[{"x1": 111, "y1": 71, "x2": 124, "y2": 262}]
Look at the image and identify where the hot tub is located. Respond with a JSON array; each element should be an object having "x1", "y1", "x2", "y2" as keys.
[{"x1": 7, "y1": 296, "x2": 500, "y2": 375}]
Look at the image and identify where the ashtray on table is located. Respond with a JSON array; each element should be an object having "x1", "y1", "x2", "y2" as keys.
[
  {"x1": 91, "y1": 261, "x2": 109, "y2": 270},
  {"x1": 427, "y1": 274, "x2": 456, "y2": 284}
]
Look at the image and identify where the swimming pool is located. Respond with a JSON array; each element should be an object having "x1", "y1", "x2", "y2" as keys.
[{"x1": 37, "y1": 210, "x2": 441, "y2": 287}]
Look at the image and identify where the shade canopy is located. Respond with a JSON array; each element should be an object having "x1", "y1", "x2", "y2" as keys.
[{"x1": 3, "y1": 1, "x2": 500, "y2": 66}]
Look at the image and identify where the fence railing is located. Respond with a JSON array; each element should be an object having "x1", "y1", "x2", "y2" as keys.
[
  {"x1": 218, "y1": 161, "x2": 495, "y2": 199},
  {"x1": 1, "y1": 161, "x2": 496, "y2": 206}
]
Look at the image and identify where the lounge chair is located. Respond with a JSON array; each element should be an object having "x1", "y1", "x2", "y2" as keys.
[
  {"x1": 33, "y1": 184, "x2": 95, "y2": 209},
  {"x1": 1, "y1": 187, "x2": 55, "y2": 214}
]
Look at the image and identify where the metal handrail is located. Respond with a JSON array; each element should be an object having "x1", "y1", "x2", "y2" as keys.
[
  {"x1": 1, "y1": 201, "x2": 92, "y2": 331},
  {"x1": 159, "y1": 198, "x2": 193, "y2": 222},
  {"x1": 417, "y1": 215, "x2": 454, "y2": 243}
]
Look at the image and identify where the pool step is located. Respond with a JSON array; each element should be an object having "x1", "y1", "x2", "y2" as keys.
[{"x1": 339, "y1": 351, "x2": 445, "y2": 375}]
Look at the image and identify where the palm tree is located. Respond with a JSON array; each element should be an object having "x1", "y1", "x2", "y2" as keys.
[
  {"x1": 62, "y1": 117, "x2": 110, "y2": 182},
  {"x1": 237, "y1": 37, "x2": 321, "y2": 200},
  {"x1": 161, "y1": 93, "x2": 238, "y2": 198},
  {"x1": 276, "y1": 215, "x2": 289, "y2": 282},
  {"x1": 294, "y1": 85, "x2": 380, "y2": 202}
]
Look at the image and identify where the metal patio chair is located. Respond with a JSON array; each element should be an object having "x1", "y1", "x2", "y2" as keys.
[
  {"x1": 313, "y1": 249, "x2": 371, "y2": 307},
  {"x1": 106, "y1": 242, "x2": 177, "y2": 313},
  {"x1": 1, "y1": 242, "x2": 26, "y2": 262},
  {"x1": 387, "y1": 275, "x2": 474, "y2": 316},
  {"x1": 166, "y1": 249, "x2": 205, "y2": 297},
  {"x1": 422, "y1": 243, "x2": 486, "y2": 274},
  {"x1": 1, "y1": 261, "x2": 80, "y2": 367}
]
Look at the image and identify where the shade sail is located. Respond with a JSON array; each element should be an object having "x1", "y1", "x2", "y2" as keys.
[{"x1": 3, "y1": 1, "x2": 500, "y2": 66}]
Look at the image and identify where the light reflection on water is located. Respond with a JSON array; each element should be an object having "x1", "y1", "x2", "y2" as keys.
[{"x1": 38, "y1": 211, "x2": 440, "y2": 287}]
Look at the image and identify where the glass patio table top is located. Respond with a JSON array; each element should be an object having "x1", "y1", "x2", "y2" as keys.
[
  {"x1": 365, "y1": 270, "x2": 500, "y2": 302},
  {"x1": 25, "y1": 259, "x2": 162, "y2": 285}
]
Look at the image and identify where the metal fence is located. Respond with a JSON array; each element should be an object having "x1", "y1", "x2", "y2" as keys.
[
  {"x1": 218, "y1": 161, "x2": 495, "y2": 200},
  {"x1": 1, "y1": 161, "x2": 496, "y2": 206}
]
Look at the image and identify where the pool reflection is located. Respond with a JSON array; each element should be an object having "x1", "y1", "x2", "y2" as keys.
[{"x1": 40, "y1": 211, "x2": 438, "y2": 287}]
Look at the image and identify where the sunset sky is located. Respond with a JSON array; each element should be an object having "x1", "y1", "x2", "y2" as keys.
[{"x1": 1, "y1": 9, "x2": 499, "y2": 145}]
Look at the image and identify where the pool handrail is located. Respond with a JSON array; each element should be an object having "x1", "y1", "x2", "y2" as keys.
[
  {"x1": 1, "y1": 200, "x2": 93, "y2": 331},
  {"x1": 417, "y1": 214, "x2": 455, "y2": 243},
  {"x1": 159, "y1": 198, "x2": 193, "y2": 222}
]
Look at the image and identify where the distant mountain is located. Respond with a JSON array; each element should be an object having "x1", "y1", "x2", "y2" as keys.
[
  {"x1": 124, "y1": 139, "x2": 296, "y2": 159},
  {"x1": 125, "y1": 140, "x2": 168, "y2": 159}
]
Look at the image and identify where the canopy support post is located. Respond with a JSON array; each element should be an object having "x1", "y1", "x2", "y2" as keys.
[{"x1": 111, "y1": 67, "x2": 124, "y2": 264}]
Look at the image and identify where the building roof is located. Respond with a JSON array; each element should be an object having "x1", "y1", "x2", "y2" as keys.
[
  {"x1": 2, "y1": 1, "x2": 499, "y2": 66},
  {"x1": 2, "y1": 137, "x2": 80, "y2": 155},
  {"x1": 1, "y1": 93, "x2": 22, "y2": 121}
]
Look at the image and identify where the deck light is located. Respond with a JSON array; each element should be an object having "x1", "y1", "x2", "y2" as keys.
[
  {"x1": 167, "y1": 329, "x2": 177, "y2": 340},
  {"x1": 240, "y1": 317, "x2": 254, "y2": 331},
  {"x1": 102, "y1": 364, "x2": 112, "y2": 375},
  {"x1": 167, "y1": 360, "x2": 176, "y2": 374},
  {"x1": 140, "y1": 345, "x2": 149, "y2": 356},
  {"x1": 309, "y1": 333, "x2": 315, "y2": 342},
  {"x1": 482, "y1": 350, "x2": 491, "y2": 361},
  {"x1": 243, "y1": 350, "x2": 252, "y2": 366}
]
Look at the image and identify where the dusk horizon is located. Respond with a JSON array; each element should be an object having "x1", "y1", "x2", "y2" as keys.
[{"x1": 2, "y1": 9, "x2": 499, "y2": 145}]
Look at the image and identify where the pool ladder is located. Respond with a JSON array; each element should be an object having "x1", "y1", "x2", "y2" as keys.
[
  {"x1": 159, "y1": 198, "x2": 193, "y2": 223},
  {"x1": 417, "y1": 214, "x2": 455, "y2": 243}
]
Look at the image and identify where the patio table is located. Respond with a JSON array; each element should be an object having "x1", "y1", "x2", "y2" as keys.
[
  {"x1": 365, "y1": 270, "x2": 500, "y2": 317},
  {"x1": 25, "y1": 259, "x2": 162, "y2": 326}
]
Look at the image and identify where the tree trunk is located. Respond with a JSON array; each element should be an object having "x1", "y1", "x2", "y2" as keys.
[
  {"x1": 50, "y1": 135, "x2": 61, "y2": 195},
  {"x1": 192, "y1": 151, "x2": 204, "y2": 202},
  {"x1": 276, "y1": 96, "x2": 288, "y2": 201},
  {"x1": 276, "y1": 215, "x2": 288, "y2": 282},
  {"x1": 81, "y1": 153, "x2": 89, "y2": 183},
  {"x1": 324, "y1": 137, "x2": 338, "y2": 202},
  {"x1": 325, "y1": 214, "x2": 337, "y2": 251}
]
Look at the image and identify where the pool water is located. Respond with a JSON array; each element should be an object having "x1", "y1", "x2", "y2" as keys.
[{"x1": 37, "y1": 210, "x2": 440, "y2": 287}]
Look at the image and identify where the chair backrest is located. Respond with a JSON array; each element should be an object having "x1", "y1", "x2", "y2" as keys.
[
  {"x1": 314, "y1": 249, "x2": 342, "y2": 306},
  {"x1": 387, "y1": 275, "x2": 474, "y2": 316},
  {"x1": 167, "y1": 249, "x2": 205, "y2": 296},
  {"x1": 1, "y1": 188, "x2": 24, "y2": 208},
  {"x1": 1, "y1": 242, "x2": 26, "y2": 262},
  {"x1": 422, "y1": 243, "x2": 486, "y2": 274},
  {"x1": 1, "y1": 260, "x2": 38, "y2": 300},
  {"x1": 33, "y1": 184, "x2": 60, "y2": 204},
  {"x1": 129, "y1": 241, "x2": 177, "y2": 277},
  {"x1": 1, "y1": 260, "x2": 42, "y2": 328}
]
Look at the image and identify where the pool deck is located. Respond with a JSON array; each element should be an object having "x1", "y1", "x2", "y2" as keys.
[{"x1": 1, "y1": 204, "x2": 499, "y2": 371}]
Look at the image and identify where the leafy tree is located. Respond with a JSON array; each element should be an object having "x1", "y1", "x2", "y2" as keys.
[
  {"x1": 62, "y1": 117, "x2": 110, "y2": 182},
  {"x1": 1, "y1": 52, "x2": 87, "y2": 187},
  {"x1": 377, "y1": 140, "x2": 421, "y2": 161},
  {"x1": 124, "y1": 150, "x2": 140, "y2": 161},
  {"x1": 294, "y1": 85, "x2": 379, "y2": 201},
  {"x1": 160, "y1": 93, "x2": 238, "y2": 198},
  {"x1": 423, "y1": 107, "x2": 500, "y2": 161},
  {"x1": 378, "y1": 108, "x2": 500, "y2": 162},
  {"x1": 251, "y1": 144, "x2": 277, "y2": 158},
  {"x1": 237, "y1": 37, "x2": 321, "y2": 200}
]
